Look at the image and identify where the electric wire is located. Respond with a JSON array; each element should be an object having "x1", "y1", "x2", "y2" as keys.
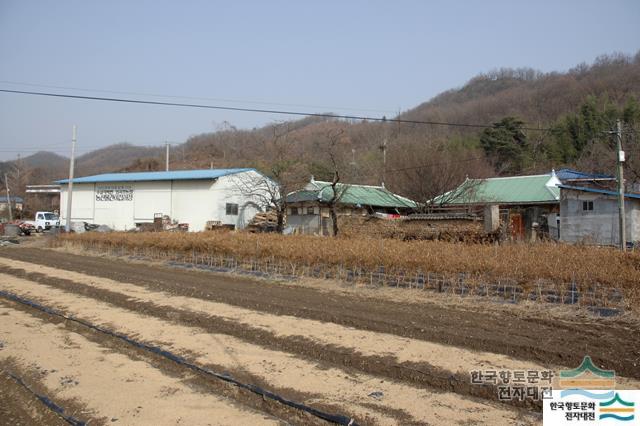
[
  {"x1": 0, "y1": 88, "x2": 551, "y2": 131},
  {"x1": 0, "y1": 80, "x2": 397, "y2": 114}
]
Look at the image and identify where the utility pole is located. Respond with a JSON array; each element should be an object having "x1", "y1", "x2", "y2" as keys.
[
  {"x1": 381, "y1": 116, "x2": 387, "y2": 188},
  {"x1": 65, "y1": 125, "x2": 77, "y2": 232},
  {"x1": 4, "y1": 173, "x2": 12, "y2": 221},
  {"x1": 16, "y1": 153, "x2": 21, "y2": 183},
  {"x1": 615, "y1": 119, "x2": 626, "y2": 251},
  {"x1": 165, "y1": 142, "x2": 170, "y2": 171},
  {"x1": 382, "y1": 138, "x2": 387, "y2": 188}
]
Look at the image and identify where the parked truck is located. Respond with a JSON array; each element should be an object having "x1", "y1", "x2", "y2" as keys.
[{"x1": 25, "y1": 211, "x2": 60, "y2": 232}]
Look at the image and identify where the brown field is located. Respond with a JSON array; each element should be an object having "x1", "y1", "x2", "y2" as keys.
[
  {"x1": 1, "y1": 245, "x2": 640, "y2": 425},
  {"x1": 56, "y1": 231, "x2": 640, "y2": 306}
]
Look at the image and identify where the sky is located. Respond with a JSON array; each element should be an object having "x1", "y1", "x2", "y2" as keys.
[{"x1": 0, "y1": 0, "x2": 639, "y2": 160}]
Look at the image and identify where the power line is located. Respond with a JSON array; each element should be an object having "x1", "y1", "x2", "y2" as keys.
[
  {"x1": 0, "y1": 80, "x2": 398, "y2": 115},
  {"x1": 0, "y1": 88, "x2": 552, "y2": 131}
]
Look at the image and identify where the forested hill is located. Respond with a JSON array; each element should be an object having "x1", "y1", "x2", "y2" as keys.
[
  {"x1": 403, "y1": 52, "x2": 640, "y2": 127},
  {"x1": 172, "y1": 51, "x2": 640, "y2": 202},
  {"x1": 6, "y1": 51, "x2": 640, "y2": 204}
]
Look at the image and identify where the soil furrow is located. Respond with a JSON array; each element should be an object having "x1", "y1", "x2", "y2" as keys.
[
  {"x1": 0, "y1": 262, "x2": 551, "y2": 410},
  {"x1": 0, "y1": 370, "x2": 69, "y2": 426},
  {"x1": 0, "y1": 301, "x2": 283, "y2": 426},
  {"x1": 1, "y1": 247, "x2": 636, "y2": 380},
  {"x1": 0, "y1": 273, "x2": 535, "y2": 425}
]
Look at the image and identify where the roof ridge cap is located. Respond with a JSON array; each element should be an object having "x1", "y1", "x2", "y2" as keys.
[
  {"x1": 314, "y1": 180, "x2": 385, "y2": 189},
  {"x1": 484, "y1": 174, "x2": 551, "y2": 180}
]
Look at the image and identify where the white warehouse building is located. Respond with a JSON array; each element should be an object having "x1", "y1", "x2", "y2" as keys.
[{"x1": 58, "y1": 169, "x2": 275, "y2": 231}]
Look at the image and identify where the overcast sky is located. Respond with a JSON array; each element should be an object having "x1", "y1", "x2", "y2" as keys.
[{"x1": 0, "y1": 0, "x2": 639, "y2": 160}]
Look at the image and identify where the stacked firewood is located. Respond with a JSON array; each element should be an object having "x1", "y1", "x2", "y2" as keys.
[{"x1": 247, "y1": 211, "x2": 280, "y2": 233}]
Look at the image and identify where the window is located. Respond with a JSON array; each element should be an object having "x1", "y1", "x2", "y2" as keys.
[
  {"x1": 290, "y1": 207, "x2": 299, "y2": 216},
  {"x1": 582, "y1": 201, "x2": 594, "y2": 211},
  {"x1": 226, "y1": 203, "x2": 238, "y2": 215},
  {"x1": 306, "y1": 207, "x2": 315, "y2": 215}
]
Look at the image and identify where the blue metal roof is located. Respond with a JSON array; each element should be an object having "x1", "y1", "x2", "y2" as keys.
[
  {"x1": 554, "y1": 168, "x2": 613, "y2": 181},
  {"x1": 57, "y1": 168, "x2": 254, "y2": 184},
  {"x1": 559, "y1": 185, "x2": 640, "y2": 200}
]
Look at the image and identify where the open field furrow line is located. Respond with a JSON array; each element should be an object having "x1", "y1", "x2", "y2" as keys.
[
  {"x1": 0, "y1": 273, "x2": 536, "y2": 425},
  {"x1": 0, "y1": 369, "x2": 73, "y2": 426},
  {"x1": 1, "y1": 297, "x2": 332, "y2": 426},
  {"x1": 3, "y1": 369, "x2": 87, "y2": 426},
  {"x1": 2, "y1": 247, "x2": 637, "y2": 381},
  {"x1": 0, "y1": 300, "x2": 285, "y2": 426},
  {"x1": 0, "y1": 261, "x2": 561, "y2": 408},
  {"x1": 0, "y1": 292, "x2": 353, "y2": 426},
  {"x1": 0, "y1": 267, "x2": 460, "y2": 396}
]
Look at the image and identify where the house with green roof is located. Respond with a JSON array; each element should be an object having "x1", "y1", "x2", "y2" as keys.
[
  {"x1": 432, "y1": 173, "x2": 561, "y2": 206},
  {"x1": 431, "y1": 172, "x2": 562, "y2": 239},
  {"x1": 285, "y1": 177, "x2": 417, "y2": 235}
]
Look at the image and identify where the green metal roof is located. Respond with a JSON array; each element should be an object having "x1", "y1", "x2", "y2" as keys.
[
  {"x1": 286, "y1": 181, "x2": 417, "y2": 209},
  {"x1": 433, "y1": 174, "x2": 560, "y2": 205}
]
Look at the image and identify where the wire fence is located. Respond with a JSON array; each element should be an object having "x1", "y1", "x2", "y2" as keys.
[{"x1": 64, "y1": 242, "x2": 625, "y2": 315}]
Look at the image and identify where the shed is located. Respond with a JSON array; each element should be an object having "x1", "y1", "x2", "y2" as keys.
[
  {"x1": 285, "y1": 178, "x2": 417, "y2": 235},
  {"x1": 25, "y1": 185, "x2": 61, "y2": 212},
  {"x1": 558, "y1": 185, "x2": 640, "y2": 246},
  {"x1": 57, "y1": 169, "x2": 275, "y2": 231}
]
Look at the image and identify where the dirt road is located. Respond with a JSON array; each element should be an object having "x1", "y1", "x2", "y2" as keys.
[{"x1": 0, "y1": 247, "x2": 638, "y2": 425}]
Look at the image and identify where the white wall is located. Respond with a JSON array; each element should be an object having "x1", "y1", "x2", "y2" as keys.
[
  {"x1": 134, "y1": 181, "x2": 172, "y2": 221},
  {"x1": 94, "y1": 183, "x2": 135, "y2": 230},
  {"x1": 560, "y1": 190, "x2": 640, "y2": 245},
  {"x1": 170, "y1": 180, "x2": 217, "y2": 231},
  {"x1": 59, "y1": 171, "x2": 275, "y2": 231},
  {"x1": 60, "y1": 183, "x2": 95, "y2": 221}
]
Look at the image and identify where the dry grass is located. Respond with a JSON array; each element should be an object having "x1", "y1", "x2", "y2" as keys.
[{"x1": 56, "y1": 231, "x2": 640, "y2": 304}]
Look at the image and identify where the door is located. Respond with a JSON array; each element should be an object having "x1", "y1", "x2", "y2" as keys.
[{"x1": 510, "y1": 213, "x2": 525, "y2": 240}]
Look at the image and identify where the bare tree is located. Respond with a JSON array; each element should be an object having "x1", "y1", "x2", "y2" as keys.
[
  {"x1": 323, "y1": 129, "x2": 350, "y2": 236},
  {"x1": 387, "y1": 136, "x2": 493, "y2": 211},
  {"x1": 231, "y1": 123, "x2": 307, "y2": 232},
  {"x1": 229, "y1": 171, "x2": 281, "y2": 227}
]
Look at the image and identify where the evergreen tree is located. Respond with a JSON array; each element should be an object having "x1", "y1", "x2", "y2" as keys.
[{"x1": 480, "y1": 117, "x2": 530, "y2": 174}]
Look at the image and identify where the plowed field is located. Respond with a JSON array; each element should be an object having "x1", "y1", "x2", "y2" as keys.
[{"x1": 0, "y1": 247, "x2": 638, "y2": 425}]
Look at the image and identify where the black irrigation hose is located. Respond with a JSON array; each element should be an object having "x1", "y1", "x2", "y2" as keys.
[
  {"x1": 0, "y1": 290, "x2": 357, "y2": 426},
  {"x1": 3, "y1": 370, "x2": 86, "y2": 426}
]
